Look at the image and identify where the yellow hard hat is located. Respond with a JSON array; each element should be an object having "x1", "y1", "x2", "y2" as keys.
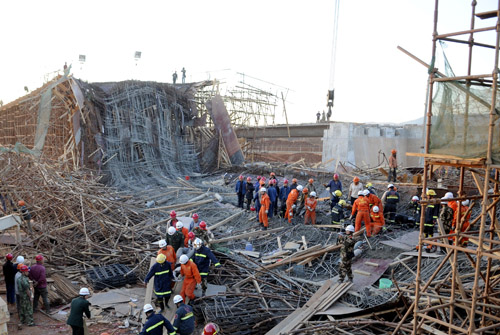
[
  {"x1": 366, "y1": 182, "x2": 373, "y2": 188},
  {"x1": 426, "y1": 189, "x2": 436, "y2": 196},
  {"x1": 334, "y1": 190, "x2": 342, "y2": 197},
  {"x1": 339, "y1": 200, "x2": 347, "y2": 207},
  {"x1": 156, "y1": 254, "x2": 166, "y2": 264}
]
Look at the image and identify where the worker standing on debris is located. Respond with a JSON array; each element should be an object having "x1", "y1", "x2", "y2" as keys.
[
  {"x1": 285, "y1": 185, "x2": 301, "y2": 223},
  {"x1": 296, "y1": 187, "x2": 309, "y2": 217},
  {"x1": 421, "y1": 189, "x2": 439, "y2": 252},
  {"x1": 337, "y1": 225, "x2": 357, "y2": 283},
  {"x1": 410, "y1": 196, "x2": 421, "y2": 220},
  {"x1": 350, "y1": 191, "x2": 370, "y2": 234},
  {"x1": 181, "y1": 67, "x2": 186, "y2": 84},
  {"x1": 381, "y1": 184, "x2": 399, "y2": 224},
  {"x1": 370, "y1": 206, "x2": 385, "y2": 236},
  {"x1": 67, "y1": 287, "x2": 91, "y2": 335},
  {"x1": 235, "y1": 175, "x2": 246, "y2": 209},
  {"x1": 29, "y1": 254, "x2": 50, "y2": 313},
  {"x1": 290, "y1": 178, "x2": 298, "y2": 190},
  {"x1": 245, "y1": 177, "x2": 255, "y2": 211},
  {"x1": 388, "y1": 149, "x2": 398, "y2": 182},
  {"x1": 304, "y1": 191, "x2": 318, "y2": 225},
  {"x1": 172, "y1": 295, "x2": 195, "y2": 335},
  {"x1": 280, "y1": 179, "x2": 291, "y2": 218},
  {"x1": 18, "y1": 200, "x2": 33, "y2": 233},
  {"x1": 173, "y1": 71, "x2": 178, "y2": 84},
  {"x1": 254, "y1": 176, "x2": 262, "y2": 190},
  {"x1": 3, "y1": 253, "x2": 16, "y2": 305},
  {"x1": 178, "y1": 255, "x2": 201, "y2": 302},
  {"x1": 145, "y1": 254, "x2": 174, "y2": 312},
  {"x1": 158, "y1": 239, "x2": 177, "y2": 270},
  {"x1": 167, "y1": 226, "x2": 184, "y2": 252},
  {"x1": 348, "y1": 177, "x2": 363, "y2": 204},
  {"x1": 175, "y1": 222, "x2": 189, "y2": 247},
  {"x1": 193, "y1": 238, "x2": 221, "y2": 296},
  {"x1": 305, "y1": 179, "x2": 316, "y2": 193},
  {"x1": 325, "y1": 174, "x2": 342, "y2": 210},
  {"x1": 191, "y1": 213, "x2": 200, "y2": 230},
  {"x1": 17, "y1": 265, "x2": 34, "y2": 327},
  {"x1": 366, "y1": 182, "x2": 377, "y2": 196},
  {"x1": 259, "y1": 187, "x2": 270, "y2": 230},
  {"x1": 14, "y1": 256, "x2": 24, "y2": 316},
  {"x1": 454, "y1": 200, "x2": 471, "y2": 247},
  {"x1": 140, "y1": 303, "x2": 175, "y2": 335},
  {"x1": 331, "y1": 199, "x2": 347, "y2": 227},
  {"x1": 170, "y1": 210, "x2": 179, "y2": 228},
  {"x1": 439, "y1": 192, "x2": 455, "y2": 243},
  {"x1": 193, "y1": 221, "x2": 211, "y2": 247},
  {"x1": 269, "y1": 172, "x2": 277, "y2": 182},
  {"x1": 254, "y1": 179, "x2": 265, "y2": 220},
  {"x1": 267, "y1": 180, "x2": 278, "y2": 219}
]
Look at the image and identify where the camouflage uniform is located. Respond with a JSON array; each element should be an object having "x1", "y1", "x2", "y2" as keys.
[
  {"x1": 167, "y1": 231, "x2": 184, "y2": 252},
  {"x1": 439, "y1": 205, "x2": 454, "y2": 234},
  {"x1": 16, "y1": 275, "x2": 34, "y2": 326},
  {"x1": 337, "y1": 233, "x2": 356, "y2": 283},
  {"x1": 193, "y1": 227, "x2": 210, "y2": 247}
]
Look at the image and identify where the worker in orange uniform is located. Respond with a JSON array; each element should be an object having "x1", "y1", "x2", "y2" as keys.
[
  {"x1": 304, "y1": 191, "x2": 318, "y2": 225},
  {"x1": 454, "y1": 200, "x2": 471, "y2": 247},
  {"x1": 285, "y1": 185, "x2": 302, "y2": 223},
  {"x1": 364, "y1": 189, "x2": 383, "y2": 213},
  {"x1": 296, "y1": 187, "x2": 309, "y2": 216},
  {"x1": 178, "y1": 255, "x2": 201, "y2": 302},
  {"x1": 350, "y1": 190, "x2": 371, "y2": 234},
  {"x1": 370, "y1": 206, "x2": 385, "y2": 236},
  {"x1": 259, "y1": 187, "x2": 270, "y2": 231},
  {"x1": 157, "y1": 239, "x2": 176, "y2": 270},
  {"x1": 388, "y1": 149, "x2": 398, "y2": 182}
]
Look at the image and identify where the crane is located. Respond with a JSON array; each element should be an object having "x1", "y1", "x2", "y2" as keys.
[{"x1": 326, "y1": 0, "x2": 340, "y2": 120}]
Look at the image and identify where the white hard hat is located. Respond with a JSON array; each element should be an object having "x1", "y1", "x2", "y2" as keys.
[
  {"x1": 143, "y1": 304, "x2": 154, "y2": 313},
  {"x1": 176, "y1": 222, "x2": 184, "y2": 229},
  {"x1": 194, "y1": 238, "x2": 203, "y2": 249},
  {"x1": 388, "y1": 184, "x2": 394, "y2": 189},
  {"x1": 79, "y1": 287, "x2": 90, "y2": 296},
  {"x1": 363, "y1": 189, "x2": 370, "y2": 196},
  {"x1": 346, "y1": 225, "x2": 355, "y2": 232},
  {"x1": 373, "y1": 206, "x2": 379, "y2": 213},
  {"x1": 462, "y1": 199, "x2": 470, "y2": 206},
  {"x1": 16, "y1": 256, "x2": 25, "y2": 264},
  {"x1": 297, "y1": 185, "x2": 303, "y2": 192},
  {"x1": 357, "y1": 190, "x2": 364, "y2": 196},
  {"x1": 310, "y1": 191, "x2": 317, "y2": 197},
  {"x1": 441, "y1": 192, "x2": 454, "y2": 200},
  {"x1": 173, "y1": 295, "x2": 183, "y2": 304},
  {"x1": 180, "y1": 254, "x2": 189, "y2": 264},
  {"x1": 168, "y1": 226, "x2": 176, "y2": 235},
  {"x1": 158, "y1": 239, "x2": 167, "y2": 248},
  {"x1": 260, "y1": 187, "x2": 267, "y2": 193},
  {"x1": 412, "y1": 196, "x2": 419, "y2": 201}
]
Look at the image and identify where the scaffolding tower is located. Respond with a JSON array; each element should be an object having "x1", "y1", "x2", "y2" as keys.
[{"x1": 395, "y1": 1, "x2": 500, "y2": 334}]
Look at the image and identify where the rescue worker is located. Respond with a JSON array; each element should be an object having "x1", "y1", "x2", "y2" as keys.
[
  {"x1": 178, "y1": 255, "x2": 201, "y2": 302},
  {"x1": 422, "y1": 189, "x2": 439, "y2": 252},
  {"x1": 235, "y1": 175, "x2": 246, "y2": 209},
  {"x1": 330, "y1": 190, "x2": 342, "y2": 211},
  {"x1": 176, "y1": 222, "x2": 189, "y2": 247},
  {"x1": 145, "y1": 254, "x2": 174, "y2": 312},
  {"x1": 167, "y1": 226, "x2": 184, "y2": 253},
  {"x1": 290, "y1": 178, "x2": 298, "y2": 190},
  {"x1": 439, "y1": 192, "x2": 455, "y2": 244},
  {"x1": 203, "y1": 323, "x2": 221, "y2": 335},
  {"x1": 193, "y1": 221, "x2": 211, "y2": 247},
  {"x1": 158, "y1": 239, "x2": 176, "y2": 270},
  {"x1": 366, "y1": 182, "x2": 377, "y2": 196},
  {"x1": 280, "y1": 179, "x2": 291, "y2": 218},
  {"x1": 304, "y1": 191, "x2": 317, "y2": 225},
  {"x1": 17, "y1": 265, "x2": 34, "y2": 327},
  {"x1": 382, "y1": 184, "x2": 399, "y2": 224},
  {"x1": 3, "y1": 253, "x2": 16, "y2": 305},
  {"x1": 67, "y1": 288, "x2": 91, "y2": 335},
  {"x1": 267, "y1": 180, "x2": 278, "y2": 219},
  {"x1": 245, "y1": 177, "x2": 254, "y2": 211},
  {"x1": 170, "y1": 210, "x2": 178, "y2": 228},
  {"x1": 140, "y1": 304, "x2": 175, "y2": 335},
  {"x1": 18, "y1": 200, "x2": 33, "y2": 233},
  {"x1": 348, "y1": 177, "x2": 364, "y2": 204},
  {"x1": 324, "y1": 173, "x2": 342, "y2": 196},
  {"x1": 454, "y1": 200, "x2": 471, "y2": 247},
  {"x1": 388, "y1": 149, "x2": 398, "y2": 182},
  {"x1": 364, "y1": 189, "x2": 383, "y2": 212},
  {"x1": 337, "y1": 225, "x2": 356, "y2": 283},
  {"x1": 193, "y1": 238, "x2": 221, "y2": 296},
  {"x1": 350, "y1": 191, "x2": 370, "y2": 234},
  {"x1": 29, "y1": 254, "x2": 50, "y2": 313},
  {"x1": 172, "y1": 295, "x2": 195, "y2": 335},
  {"x1": 296, "y1": 187, "x2": 309, "y2": 217},
  {"x1": 331, "y1": 199, "x2": 347, "y2": 227},
  {"x1": 370, "y1": 206, "x2": 385, "y2": 236},
  {"x1": 253, "y1": 179, "x2": 265, "y2": 220},
  {"x1": 189, "y1": 213, "x2": 199, "y2": 231},
  {"x1": 285, "y1": 185, "x2": 301, "y2": 223},
  {"x1": 409, "y1": 196, "x2": 421, "y2": 220},
  {"x1": 259, "y1": 187, "x2": 270, "y2": 230},
  {"x1": 305, "y1": 178, "x2": 316, "y2": 193}
]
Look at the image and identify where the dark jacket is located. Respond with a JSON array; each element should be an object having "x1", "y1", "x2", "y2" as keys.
[
  {"x1": 140, "y1": 312, "x2": 175, "y2": 335},
  {"x1": 145, "y1": 262, "x2": 174, "y2": 297},
  {"x1": 173, "y1": 303, "x2": 195, "y2": 334},
  {"x1": 268, "y1": 186, "x2": 278, "y2": 203},
  {"x1": 245, "y1": 182, "x2": 255, "y2": 200},
  {"x1": 167, "y1": 231, "x2": 184, "y2": 252},
  {"x1": 194, "y1": 245, "x2": 220, "y2": 276},
  {"x1": 3, "y1": 260, "x2": 16, "y2": 285},
  {"x1": 280, "y1": 186, "x2": 291, "y2": 202},
  {"x1": 331, "y1": 203, "x2": 345, "y2": 224},
  {"x1": 425, "y1": 203, "x2": 440, "y2": 226},
  {"x1": 235, "y1": 180, "x2": 246, "y2": 194},
  {"x1": 67, "y1": 296, "x2": 91, "y2": 328},
  {"x1": 327, "y1": 180, "x2": 342, "y2": 194}
]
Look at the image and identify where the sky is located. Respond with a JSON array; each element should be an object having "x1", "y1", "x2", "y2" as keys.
[{"x1": 0, "y1": 0, "x2": 498, "y2": 125}]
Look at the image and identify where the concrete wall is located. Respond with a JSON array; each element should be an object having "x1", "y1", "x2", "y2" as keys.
[{"x1": 322, "y1": 122, "x2": 424, "y2": 171}]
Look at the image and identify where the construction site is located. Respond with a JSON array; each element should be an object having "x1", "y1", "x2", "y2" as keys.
[{"x1": 0, "y1": 1, "x2": 500, "y2": 335}]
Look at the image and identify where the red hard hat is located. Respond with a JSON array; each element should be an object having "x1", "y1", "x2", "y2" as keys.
[
  {"x1": 18, "y1": 200, "x2": 26, "y2": 207},
  {"x1": 199, "y1": 221, "x2": 207, "y2": 230},
  {"x1": 283, "y1": 179, "x2": 289, "y2": 184},
  {"x1": 246, "y1": 176, "x2": 252, "y2": 182},
  {"x1": 250, "y1": 206, "x2": 256, "y2": 211},
  {"x1": 239, "y1": 175, "x2": 244, "y2": 180},
  {"x1": 185, "y1": 176, "x2": 190, "y2": 181},
  {"x1": 6, "y1": 254, "x2": 13, "y2": 261},
  {"x1": 20, "y1": 265, "x2": 29, "y2": 272},
  {"x1": 35, "y1": 254, "x2": 43, "y2": 261},
  {"x1": 192, "y1": 213, "x2": 199, "y2": 220},
  {"x1": 188, "y1": 232, "x2": 195, "y2": 240},
  {"x1": 257, "y1": 176, "x2": 261, "y2": 180},
  {"x1": 308, "y1": 178, "x2": 314, "y2": 184},
  {"x1": 261, "y1": 177, "x2": 266, "y2": 182},
  {"x1": 270, "y1": 172, "x2": 276, "y2": 177},
  {"x1": 170, "y1": 210, "x2": 177, "y2": 218},
  {"x1": 333, "y1": 173, "x2": 339, "y2": 180},
  {"x1": 203, "y1": 323, "x2": 220, "y2": 335}
]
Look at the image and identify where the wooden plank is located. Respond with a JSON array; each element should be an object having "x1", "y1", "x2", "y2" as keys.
[
  {"x1": 209, "y1": 210, "x2": 244, "y2": 231},
  {"x1": 364, "y1": 261, "x2": 379, "y2": 267},
  {"x1": 353, "y1": 269, "x2": 371, "y2": 276},
  {"x1": 211, "y1": 227, "x2": 285, "y2": 244}
]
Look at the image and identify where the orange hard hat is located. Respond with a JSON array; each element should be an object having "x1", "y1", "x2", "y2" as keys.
[
  {"x1": 353, "y1": 177, "x2": 360, "y2": 183},
  {"x1": 303, "y1": 188, "x2": 309, "y2": 194},
  {"x1": 18, "y1": 200, "x2": 26, "y2": 207},
  {"x1": 308, "y1": 178, "x2": 314, "y2": 184},
  {"x1": 292, "y1": 178, "x2": 297, "y2": 183},
  {"x1": 391, "y1": 149, "x2": 397, "y2": 154},
  {"x1": 260, "y1": 180, "x2": 265, "y2": 185},
  {"x1": 270, "y1": 172, "x2": 276, "y2": 177}
]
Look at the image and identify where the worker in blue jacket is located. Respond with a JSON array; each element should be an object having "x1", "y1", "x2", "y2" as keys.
[
  {"x1": 140, "y1": 304, "x2": 175, "y2": 335},
  {"x1": 267, "y1": 180, "x2": 278, "y2": 219},
  {"x1": 235, "y1": 175, "x2": 246, "y2": 209},
  {"x1": 144, "y1": 254, "x2": 173, "y2": 312},
  {"x1": 193, "y1": 238, "x2": 221, "y2": 296},
  {"x1": 280, "y1": 179, "x2": 291, "y2": 218},
  {"x1": 173, "y1": 295, "x2": 195, "y2": 335}
]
